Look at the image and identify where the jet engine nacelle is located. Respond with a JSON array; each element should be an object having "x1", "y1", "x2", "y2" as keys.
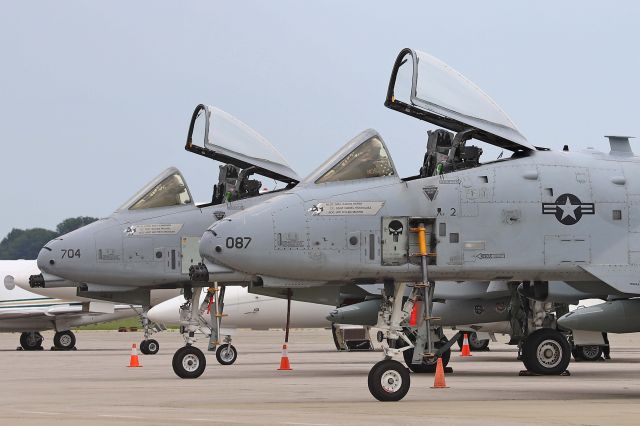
[
  {"x1": 328, "y1": 297, "x2": 510, "y2": 327},
  {"x1": 558, "y1": 298, "x2": 640, "y2": 333}
]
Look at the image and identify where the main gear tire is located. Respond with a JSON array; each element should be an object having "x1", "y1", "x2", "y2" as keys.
[
  {"x1": 402, "y1": 341, "x2": 451, "y2": 373},
  {"x1": 20, "y1": 332, "x2": 43, "y2": 350},
  {"x1": 368, "y1": 360, "x2": 410, "y2": 402},
  {"x1": 53, "y1": 330, "x2": 76, "y2": 350},
  {"x1": 572, "y1": 345, "x2": 602, "y2": 361},
  {"x1": 457, "y1": 332, "x2": 490, "y2": 351},
  {"x1": 172, "y1": 346, "x2": 206, "y2": 379},
  {"x1": 522, "y1": 329, "x2": 571, "y2": 375}
]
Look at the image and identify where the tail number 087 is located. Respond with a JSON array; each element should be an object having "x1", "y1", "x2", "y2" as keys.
[{"x1": 225, "y1": 237, "x2": 252, "y2": 249}]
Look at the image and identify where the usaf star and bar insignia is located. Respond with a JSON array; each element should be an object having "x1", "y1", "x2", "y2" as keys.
[{"x1": 542, "y1": 193, "x2": 595, "y2": 225}]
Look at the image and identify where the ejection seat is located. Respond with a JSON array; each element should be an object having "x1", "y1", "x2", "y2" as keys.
[{"x1": 420, "y1": 129, "x2": 483, "y2": 177}]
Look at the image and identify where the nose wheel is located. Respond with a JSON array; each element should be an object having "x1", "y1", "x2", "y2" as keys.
[
  {"x1": 368, "y1": 360, "x2": 411, "y2": 402},
  {"x1": 172, "y1": 345, "x2": 207, "y2": 379},
  {"x1": 216, "y1": 344, "x2": 237, "y2": 365},
  {"x1": 140, "y1": 339, "x2": 160, "y2": 355}
]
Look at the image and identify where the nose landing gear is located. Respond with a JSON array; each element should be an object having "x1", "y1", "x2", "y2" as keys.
[
  {"x1": 368, "y1": 223, "x2": 447, "y2": 401},
  {"x1": 368, "y1": 359, "x2": 411, "y2": 402},
  {"x1": 134, "y1": 306, "x2": 166, "y2": 355},
  {"x1": 172, "y1": 283, "x2": 235, "y2": 379}
]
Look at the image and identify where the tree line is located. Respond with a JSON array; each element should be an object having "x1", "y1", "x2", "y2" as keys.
[{"x1": 0, "y1": 217, "x2": 99, "y2": 260}]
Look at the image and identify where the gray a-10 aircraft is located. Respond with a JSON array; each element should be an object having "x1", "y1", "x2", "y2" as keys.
[
  {"x1": 32, "y1": 48, "x2": 635, "y2": 401},
  {"x1": 26, "y1": 101, "x2": 586, "y2": 374},
  {"x1": 191, "y1": 48, "x2": 639, "y2": 400},
  {"x1": 29, "y1": 104, "x2": 302, "y2": 361}
]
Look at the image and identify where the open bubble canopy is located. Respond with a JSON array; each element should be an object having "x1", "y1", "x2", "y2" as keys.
[{"x1": 386, "y1": 48, "x2": 533, "y2": 152}]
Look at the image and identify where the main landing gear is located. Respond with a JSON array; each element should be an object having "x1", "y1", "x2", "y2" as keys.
[
  {"x1": 19, "y1": 330, "x2": 76, "y2": 351},
  {"x1": 53, "y1": 330, "x2": 76, "y2": 350},
  {"x1": 19, "y1": 331, "x2": 43, "y2": 351},
  {"x1": 521, "y1": 328, "x2": 571, "y2": 375},
  {"x1": 172, "y1": 283, "x2": 236, "y2": 379},
  {"x1": 456, "y1": 332, "x2": 490, "y2": 352},
  {"x1": 514, "y1": 296, "x2": 572, "y2": 375}
]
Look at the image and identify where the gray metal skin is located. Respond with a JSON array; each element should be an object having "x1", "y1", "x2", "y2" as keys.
[
  {"x1": 558, "y1": 299, "x2": 640, "y2": 333},
  {"x1": 200, "y1": 134, "x2": 640, "y2": 294},
  {"x1": 34, "y1": 103, "x2": 301, "y2": 299},
  {"x1": 34, "y1": 167, "x2": 281, "y2": 294},
  {"x1": 199, "y1": 48, "x2": 639, "y2": 295}
]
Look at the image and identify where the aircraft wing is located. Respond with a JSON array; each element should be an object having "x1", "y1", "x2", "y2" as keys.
[
  {"x1": 385, "y1": 48, "x2": 534, "y2": 152},
  {"x1": 0, "y1": 302, "x2": 127, "y2": 320}
]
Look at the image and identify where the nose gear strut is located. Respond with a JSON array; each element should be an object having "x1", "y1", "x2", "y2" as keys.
[
  {"x1": 172, "y1": 283, "x2": 237, "y2": 379},
  {"x1": 369, "y1": 222, "x2": 453, "y2": 401}
]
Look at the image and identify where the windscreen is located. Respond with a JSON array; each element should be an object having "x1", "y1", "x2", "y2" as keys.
[
  {"x1": 129, "y1": 173, "x2": 192, "y2": 210},
  {"x1": 316, "y1": 137, "x2": 395, "y2": 184}
]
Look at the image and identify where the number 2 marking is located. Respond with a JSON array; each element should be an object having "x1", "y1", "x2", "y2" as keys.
[{"x1": 450, "y1": 208, "x2": 456, "y2": 216}]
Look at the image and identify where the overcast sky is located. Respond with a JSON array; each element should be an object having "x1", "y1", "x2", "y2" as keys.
[{"x1": 1, "y1": 1, "x2": 639, "y2": 238}]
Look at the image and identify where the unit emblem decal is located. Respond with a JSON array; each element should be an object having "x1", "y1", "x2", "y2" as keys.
[{"x1": 423, "y1": 186, "x2": 438, "y2": 201}]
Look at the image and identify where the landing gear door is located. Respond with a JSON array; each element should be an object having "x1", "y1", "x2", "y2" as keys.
[
  {"x1": 382, "y1": 217, "x2": 409, "y2": 266},
  {"x1": 181, "y1": 237, "x2": 201, "y2": 274}
]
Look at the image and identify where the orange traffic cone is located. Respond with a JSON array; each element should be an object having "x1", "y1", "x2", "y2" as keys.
[
  {"x1": 127, "y1": 343, "x2": 142, "y2": 367},
  {"x1": 460, "y1": 333, "x2": 472, "y2": 357},
  {"x1": 277, "y1": 343, "x2": 292, "y2": 370},
  {"x1": 431, "y1": 357, "x2": 449, "y2": 388}
]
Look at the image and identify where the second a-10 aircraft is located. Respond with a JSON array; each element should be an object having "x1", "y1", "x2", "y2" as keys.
[{"x1": 31, "y1": 48, "x2": 639, "y2": 401}]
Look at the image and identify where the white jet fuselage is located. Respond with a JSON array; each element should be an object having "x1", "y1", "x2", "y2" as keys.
[{"x1": 148, "y1": 286, "x2": 333, "y2": 329}]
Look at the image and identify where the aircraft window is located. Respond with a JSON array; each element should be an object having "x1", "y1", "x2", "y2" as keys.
[
  {"x1": 316, "y1": 137, "x2": 395, "y2": 184},
  {"x1": 129, "y1": 173, "x2": 192, "y2": 210}
]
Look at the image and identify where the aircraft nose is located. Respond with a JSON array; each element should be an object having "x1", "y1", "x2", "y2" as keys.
[
  {"x1": 199, "y1": 193, "x2": 306, "y2": 278},
  {"x1": 35, "y1": 220, "x2": 102, "y2": 283},
  {"x1": 199, "y1": 228, "x2": 222, "y2": 265},
  {"x1": 147, "y1": 299, "x2": 180, "y2": 326},
  {"x1": 199, "y1": 216, "x2": 258, "y2": 271},
  {"x1": 37, "y1": 239, "x2": 61, "y2": 273}
]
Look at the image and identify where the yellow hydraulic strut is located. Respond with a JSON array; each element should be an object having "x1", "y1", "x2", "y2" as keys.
[{"x1": 410, "y1": 223, "x2": 439, "y2": 357}]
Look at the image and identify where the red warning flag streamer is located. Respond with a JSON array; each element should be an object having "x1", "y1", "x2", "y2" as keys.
[
  {"x1": 206, "y1": 292, "x2": 214, "y2": 314},
  {"x1": 409, "y1": 300, "x2": 420, "y2": 327}
]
